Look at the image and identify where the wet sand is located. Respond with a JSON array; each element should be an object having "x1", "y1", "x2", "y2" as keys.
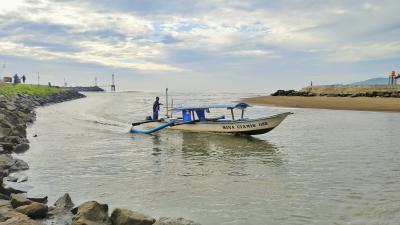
[{"x1": 244, "y1": 96, "x2": 400, "y2": 112}]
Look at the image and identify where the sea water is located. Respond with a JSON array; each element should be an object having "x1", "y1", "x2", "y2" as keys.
[{"x1": 19, "y1": 92, "x2": 400, "y2": 225}]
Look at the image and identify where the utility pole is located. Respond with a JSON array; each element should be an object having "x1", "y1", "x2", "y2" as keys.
[
  {"x1": 37, "y1": 72, "x2": 40, "y2": 85},
  {"x1": 111, "y1": 74, "x2": 115, "y2": 92},
  {"x1": 166, "y1": 88, "x2": 169, "y2": 117},
  {"x1": 64, "y1": 78, "x2": 67, "y2": 87},
  {"x1": 94, "y1": 76, "x2": 98, "y2": 86}
]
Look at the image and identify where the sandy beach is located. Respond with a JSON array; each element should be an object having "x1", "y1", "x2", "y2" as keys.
[{"x1": 244, "y1": 96, "x2": 400, "y2": 112}]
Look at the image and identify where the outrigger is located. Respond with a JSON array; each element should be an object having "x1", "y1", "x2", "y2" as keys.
[{"x1": 130, "y1": 102, "x2": 292, "y2": 135}]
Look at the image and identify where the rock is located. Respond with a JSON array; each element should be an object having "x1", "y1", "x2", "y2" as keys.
[
  {"x1": 46, "y1": 193, "x2": 74, "y2": 225},
  {"x1": 10, "y1": 193, "x2": 31, "y2": 208},
  {"x1": 2, "y1": 136, "x2": 21, "y2": 145},
  {"x1": 110, "y1": 208, "x2": 156, "y2": 225},
  {"x1": 54, "y1": 193, "x2": 74, "y2": 209},
  {"x1": 0, "y1": 128, "x2": 11, "y2": 140},
  {"x1": 6, "y1": 173, "x2": 27, "y2": 183},
  {"x1": 5, "y1": 104, "x2": 16, "y2": 112},
  {"x1": 17, "y1": 175, "x2": 28, "y2": 183},
  {"x1": 0, "y1": 184, "x2": 26, "y2": 196},
  {"x1": 0, "y1": 193, "x2": 10, "y2": 200},
  {"x1": 6, "y1": 175, "x2": 18, "y2": 182},
  {"x1": 1, "y1": 181, "x2": 31, "y2": 195},
  {"x1": 27, "y1": 195, "x2": 47, "y2": 204},
  {"x1": 9, "y1": 159, "x2": 29, "y2": 172},
  {"x1": 153, "y1": 217, "x2": 201, "y2": 225},
  {"x1": 0, "y1": 143, "x2": 14, "y2": 152},
  {"x1": 0, "y1": 212, "x2": 42, "y2": 225},
  {"x1": 13, "y1": 143, "x2": 29, "y2": 153},
  {"x1": 0, "y1": 155, "x2": 15, "y2": 171},
  {"x1": 15, "y1": 202, "x2": 48, "y2": 219},
  {"x1": 72, "y1": 201, "x2": 110, "y2": 225}
]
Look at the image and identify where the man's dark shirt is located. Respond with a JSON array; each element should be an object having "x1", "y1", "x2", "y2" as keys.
[{"x1": 153, "y1": 101, "x2": 161, "y2": 112}]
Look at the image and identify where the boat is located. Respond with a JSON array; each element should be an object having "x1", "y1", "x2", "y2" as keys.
[{"x1": 130, "y1": 102, "x2": 292, "y2": 135}]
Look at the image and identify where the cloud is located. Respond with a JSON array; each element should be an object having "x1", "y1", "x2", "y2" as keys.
[
  {"x1": 225, "y1": 50, "x2": 276, "y2": 57},
  {"x1": 0, "y1": 0, "x2": 185, "y2": 72},
  {"x1": 329, "y1": 41, "x2": 400, "y2": 62}
]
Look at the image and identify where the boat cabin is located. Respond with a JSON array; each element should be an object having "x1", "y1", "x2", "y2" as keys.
[{"x1": 173, "y1": 103, "x2": 250, "y2": 122}]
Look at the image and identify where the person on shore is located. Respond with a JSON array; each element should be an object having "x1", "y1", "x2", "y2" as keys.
[
  {"x1": 21, "y1": 75, "x2": 26, "y2": 84},
  {"x1": 13, "y1": 74, "x2": 19, "y2": 84},
  {"x1": 153, "y1": 97, "x2": 163, "y2": 120}
]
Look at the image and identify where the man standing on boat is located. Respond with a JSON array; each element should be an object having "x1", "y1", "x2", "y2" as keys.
[{"x1": 153, "y1": 97, "x2": 163, "y2": 120}]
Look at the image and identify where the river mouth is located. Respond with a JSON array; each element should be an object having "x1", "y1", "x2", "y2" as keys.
[{"x1": 18, "y1": 92, "x2": 400, "y2": 225}]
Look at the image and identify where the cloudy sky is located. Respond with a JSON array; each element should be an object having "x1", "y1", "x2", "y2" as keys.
[{"x1": 0, "y1": 0, "x2": 399, "y2": 92}]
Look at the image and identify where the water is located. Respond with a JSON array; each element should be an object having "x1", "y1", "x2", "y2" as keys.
[{"x1": 18, "y1": 92, "x2": 400, "y2": 225}]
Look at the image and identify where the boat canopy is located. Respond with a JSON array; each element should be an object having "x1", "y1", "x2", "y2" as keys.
[{"x1": 173, "y1": 102, "x2": 250, "y2": 111}]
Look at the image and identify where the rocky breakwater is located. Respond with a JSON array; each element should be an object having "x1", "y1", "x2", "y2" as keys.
[
  {"x1": 270, "y1": 90, "x2": 316, "y2": 97},
  {"x1": 0, "y1": 90, "x2": 84, "y2": 224},
  {"x1": 0, "y1": 90, "x2": 201, "y2": 225},
  {"x1": 271, "y1": 88, "x2": 400, "y2": 98}
]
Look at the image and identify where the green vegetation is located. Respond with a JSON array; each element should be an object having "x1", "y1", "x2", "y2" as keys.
[{"x1": 0, "y1": 83, "x2": 62, "y2": 97}]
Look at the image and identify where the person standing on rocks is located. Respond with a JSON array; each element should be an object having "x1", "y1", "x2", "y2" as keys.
[
  {"x1": 21, "y1": 75, "x2": 26, "y2": 84},
  {"x1": 153, "y1": 97, "x2": 163, "y2": 120},
  {"x1": 13, "y1": 74, "x2": 19, "y2": 84}
]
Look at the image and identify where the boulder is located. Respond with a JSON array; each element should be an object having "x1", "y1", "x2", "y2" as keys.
[
  {"x1": 46, "y1": 193, "x2": 74, "y2": 225},
  {"x1": 153, "y1": 217, "x2": 201, "y2": 225},
  {"x1": 0, "y1": 214, "x2": 42, "y2": 225},
  {"x1": 6, "y1": 173, "x2": 27, "y2": 183},
  {"x1": 27, "y1": 195, "x2": 47, "y2": 204},
  {"x1": 72, "y1": 201, "x2": 110, "y2": 225},
  {"x1": 15, "y1": 202, "x2": 48, "y2": 219},
  {"x1": 13, "y1": 143, "x2": 29, "y2": 153},
  {"x1": 6, "y1": 174, "x2": 18, "y2": 182},
  {"x1": 9, "y1": 159, "x2": 29, "y2": 172},
  {"x1": 110, "y1": 208, "x2": 155, "y2": 225},
  {"x1": 5, "y1": 104, "x2": 16, "y2": 112},
  {"x1": 0, "y1": 143, "x2": 14, "y2": 153},
  {"x1": 0, "y1": 184, "x2": 27, "y2": 196},
  {"x1": 0, "y1": 193, "x2": 10, "y2": 200},
  {"x1": 2, "y1": 136, "x2": 21, "y2": 145},
  {"x1": 1, "y1": 181, "x2": 32, "y2": 195},
  {"x1": 10, "y1": 193, "x2": 31, "y2": 208},
  {"x1": 17, "y1": 174, "x2": 28, "y2": 183},
  {"x1": 0, "y1": 154, "x2": 15, "y2": 171},
  {"x1": 0, "y1": 127, "x2": 11, "y2": 140},
  {"x1": 54, "y1": 193, "x2": 74, "y2": 209}
]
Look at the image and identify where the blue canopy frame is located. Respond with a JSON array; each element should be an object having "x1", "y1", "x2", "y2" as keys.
[
  {"x1": 173, "y1": 102, "x2": 250, "y2": 122},
  {"x1": 173, "y1": 102, "x2": 250, "y2": 111}
]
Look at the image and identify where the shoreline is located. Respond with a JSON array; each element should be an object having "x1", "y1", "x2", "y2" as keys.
[
  {"x1": 0, "y1": 90, "x2": 200, "y2": 225},
  {"x1": 244, "y1": 96, "x2": 400, "y2": 112}
]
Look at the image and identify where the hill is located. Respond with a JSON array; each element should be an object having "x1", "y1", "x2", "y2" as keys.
[{"x1": 349, "y1": 77, "x2": 388, "y2": 85}]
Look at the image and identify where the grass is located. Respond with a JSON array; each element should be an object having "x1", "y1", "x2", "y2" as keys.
[{"x1": 0, "y1": 83, "x2": 62, "y2": 97}]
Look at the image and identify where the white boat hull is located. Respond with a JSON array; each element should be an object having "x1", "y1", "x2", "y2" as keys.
[{"x1": 140, "y1": 112, "x2": 291, "y2": 135}]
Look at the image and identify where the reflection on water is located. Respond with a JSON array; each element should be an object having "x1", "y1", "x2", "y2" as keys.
[
  {"x1": 178, "y1": 132, "x2": 283, "y2": 166},
  {"x1": 19, "y1": 92, "x2": 400, "y2": 225}
]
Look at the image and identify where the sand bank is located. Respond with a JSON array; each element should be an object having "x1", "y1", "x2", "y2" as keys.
[{"x1": 244, "y1": 96, "x2": 400, "y2": 112}]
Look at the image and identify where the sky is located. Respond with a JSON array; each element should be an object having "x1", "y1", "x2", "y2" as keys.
[{"x1": 0, "y1": 0, "x2": 399, "y2": 92}]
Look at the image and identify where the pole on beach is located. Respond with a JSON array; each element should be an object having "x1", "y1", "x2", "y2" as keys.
[
  {"x1": 166, "y1": 88, "x2": 169, "y2": 117},
  {"x1": 171, "y1": 99, "x2": 174, "y2": 118},
  {"x1": 111, "y1": 74, "x2": 116, "y2": 92}
]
